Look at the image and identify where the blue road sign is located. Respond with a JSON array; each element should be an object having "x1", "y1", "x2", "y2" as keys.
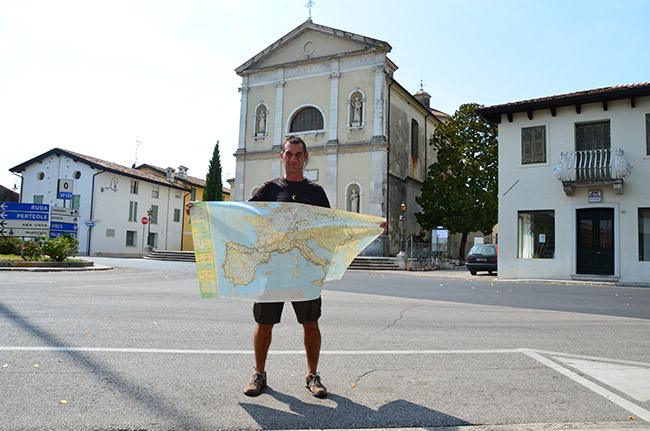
[
  {"x1": 0, "y1": 202, "x2": 49, "y2": 213},
  {"x1": 0, "y1": 211, "x2": 49, "y2": 221},
  {"x1": 58, "y1": 192, "x2": 73, "y2": 200},
  {"x1": 50, "y1": 231, "x2": 77, "y2": 238},
  {"x1": 50, "y1": 222, "x2": 78, "y2": 232}
]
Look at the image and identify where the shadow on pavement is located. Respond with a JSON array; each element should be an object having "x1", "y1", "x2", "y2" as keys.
[{"x1": 240, "y1": 386, "x2": 470, "y2": 429}]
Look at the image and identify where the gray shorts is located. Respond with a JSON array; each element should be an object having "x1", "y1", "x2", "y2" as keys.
[{"x1": 253, "y1": 297, "x2": 321, "y2": 325}]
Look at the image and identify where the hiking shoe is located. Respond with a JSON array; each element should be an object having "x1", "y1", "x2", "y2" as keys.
[
  {"x1": 244, "y1": 371, "x2": 266, "y2": 396},
  {"x1": 305, "y1": 373, "x2": 327, "y2": 398}
]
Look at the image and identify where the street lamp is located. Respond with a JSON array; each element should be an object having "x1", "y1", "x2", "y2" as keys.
[
  {"x1": 396, "y1": 202, "x2": 408, "y2": 270},
  {"x1": 399, "y1": 203, "x2": 406, "y2": 253}
]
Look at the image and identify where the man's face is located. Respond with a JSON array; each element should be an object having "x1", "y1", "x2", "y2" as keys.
[{"x1": 281, "y1": 142, "x2": 307, "y2": 176}]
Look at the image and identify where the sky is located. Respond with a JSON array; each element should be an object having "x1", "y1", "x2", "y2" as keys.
[{"x1": 1, "y1": 0, "x2": 649, "y2": 192}]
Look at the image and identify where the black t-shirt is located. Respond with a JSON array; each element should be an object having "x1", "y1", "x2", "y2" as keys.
[{"x1": 249, "y1": 177, "x2": 330, "y2": 209}]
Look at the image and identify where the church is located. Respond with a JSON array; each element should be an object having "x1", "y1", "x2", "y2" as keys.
[{"x1": 232, "y1": 19, "x2": 449, "y2": 256}]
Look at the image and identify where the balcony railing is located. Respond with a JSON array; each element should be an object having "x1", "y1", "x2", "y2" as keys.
[{"x1": 553, "y1": 148, "x2": 632, "y2": 195}]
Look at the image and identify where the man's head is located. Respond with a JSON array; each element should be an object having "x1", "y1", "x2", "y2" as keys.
[{"x1": 281, "y1": 136, "x2": 308, "y2": 180}]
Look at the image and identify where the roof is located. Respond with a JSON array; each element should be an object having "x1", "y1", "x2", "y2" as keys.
[
  {"x1": 10, "y1": 148, "x2": 188, "y2": 191},
  {"x1": 235, "y1": 20, "x2": 392, "y2": 75},
  {"x1": 135, "y1": 163, "x2": 206, "y2": 188},
  {"x1": 477, "y1": 82, "x2": 650, "y2": 124}
]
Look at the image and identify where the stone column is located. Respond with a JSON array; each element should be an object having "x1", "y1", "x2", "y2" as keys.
[
  {"x1": 273, "y1": 79, "x2": 285, "y2": 149},
  {"x1": 237, "y1": 84, "x2": 248, "y2": 150},
  {"x1": 373, "y1": 65, "x2": 386, "y2": 138}
]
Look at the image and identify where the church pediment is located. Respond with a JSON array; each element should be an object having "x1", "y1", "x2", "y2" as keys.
[{"x1": 236, "y1": 20, "x2": 391, "y2": 75}]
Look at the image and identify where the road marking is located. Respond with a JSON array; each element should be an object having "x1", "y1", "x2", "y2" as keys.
[
  {"x1": 0, "y1": 346, "x2": 519, "y2": 355},
  {"x1": 520, "y1": 349, "x2": 650, "y2": 423},
  {"x1": 3, "y1": 345, "x2": 649, "y2": 422},
  {"x1": 551, "y1": 356, "x2": 650, "y2": 402}
]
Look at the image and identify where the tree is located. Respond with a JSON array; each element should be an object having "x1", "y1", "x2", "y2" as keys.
[
  {"x1": 415, "y1": 103, "x2": 498, "y2": 260},
  {"x1": 203, "y1": 141, "x2": 224, "y2": 201}
]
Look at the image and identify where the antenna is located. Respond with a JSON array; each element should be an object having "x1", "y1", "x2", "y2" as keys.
[
  {"x1": 419, "y1": 76, "x2": 425, "y2": 92},
  {"x1": 134, "y1": 136, "x2": 142, "y2": 167}
]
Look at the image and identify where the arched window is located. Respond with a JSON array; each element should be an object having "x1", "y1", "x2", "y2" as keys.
[{"x1": 290, "y1": 106, "x2": 324, "y2": 133}]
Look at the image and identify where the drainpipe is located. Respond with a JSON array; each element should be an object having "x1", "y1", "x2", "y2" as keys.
[
  {"x1": 386, "y1": 77, "x2": 394, "y2": 257},
  {"x1": 89, "y1": 170, "x2": 105, "y2": 256},
  {"x1": 181, "y1": 191, "x2": 191, "y2": 251}
]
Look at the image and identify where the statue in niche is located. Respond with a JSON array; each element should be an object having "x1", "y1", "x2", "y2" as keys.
[
  {"x1": 349, "y1": 189, "x2": 359, "y2": 213},
  {"x1": 256, "y1": 108, "x2": 267, "y2": 135},
  {"x1": 351, "y1": 96, "x2": 362, "y2": 126}
]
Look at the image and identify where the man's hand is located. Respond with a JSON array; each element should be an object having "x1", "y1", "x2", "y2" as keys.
[
  {"x1": 185, "y1": 201, "x2": 194, "y2": 216},
  {"x1": 380, "y1": 221, "x2": 387, "y2": 234}
]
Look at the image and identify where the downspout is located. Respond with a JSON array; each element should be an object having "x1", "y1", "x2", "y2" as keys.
[
  {"x1": 386, "y1": 77, "x2": 394, "y2": 257},
  {"x1": 89, "y1": 170, "x2": 105, "y2": 256},
  {"x1": 164, "y1": 186, "x2": 171, "y2": 250},
  {"x1": 181, "y1": 191, "x2": 191, "y2": 251},
  {"x1": 423, "y1": 111, "x2": 431, "y2": 180}
]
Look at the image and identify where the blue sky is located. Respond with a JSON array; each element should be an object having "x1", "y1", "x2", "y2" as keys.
[{"x1": 1, "y1": 0, "x2": 649, "y2": 191}]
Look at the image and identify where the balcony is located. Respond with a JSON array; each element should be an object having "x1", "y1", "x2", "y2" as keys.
[{"x1": 554, "y1": 148, "x2": 633, "y2": 195}]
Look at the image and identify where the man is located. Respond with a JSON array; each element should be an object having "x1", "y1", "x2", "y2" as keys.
[
  {"x1": 187, "y1": 135, "x2": 386, "y2": 398},
  {"x1": 244, "y1": 135, "x2": 329, "y2": 398}
]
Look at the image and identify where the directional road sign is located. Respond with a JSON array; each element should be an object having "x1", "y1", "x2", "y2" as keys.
[
  {"x1": 49, "y1": 207, "x2": 79, "y2": 238},
  {"x1": 0, "y1": 202, "x2": 50, "y2": 237}
]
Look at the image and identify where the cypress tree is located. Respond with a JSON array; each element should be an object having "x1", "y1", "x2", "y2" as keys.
[{"x1": 203, "y1": 141, "x2": 224, "y2": 201}]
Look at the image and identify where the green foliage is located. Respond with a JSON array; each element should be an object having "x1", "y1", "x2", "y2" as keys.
[
  {"x1": 41, "y1": 235, "x2": 79, "y2": 262},
  {"x1": 22, "y1": 237, "x2": 45, "y2": 261},
  {"x1": 0, "y1": 237, "x2": 21, "y2": 255},
  {"x1": 203, "y1": 140, "x2": 224, "y2": 201},
  {"x1": 415, "y1": 103, "x2": 498, "y2": 251}
]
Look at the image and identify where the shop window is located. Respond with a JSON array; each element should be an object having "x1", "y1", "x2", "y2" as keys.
[{"x1": 518, "y1": 210, "x2": 555, "y2": 258}]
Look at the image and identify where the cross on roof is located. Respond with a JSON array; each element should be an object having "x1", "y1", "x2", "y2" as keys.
[{"x1": 306, "y1": 0, "x2": 315, "y2": 20}]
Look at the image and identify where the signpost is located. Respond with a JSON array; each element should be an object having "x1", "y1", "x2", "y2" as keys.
[
  {"x1": 0, "y1": 202, "x2": 50, "y2": 237},
  {"x1": 58, "y1": 179, "x2": 73, "y2": 200},
  {"x1": 50, "y1": 207, "x2": 79, "y2": 238}
]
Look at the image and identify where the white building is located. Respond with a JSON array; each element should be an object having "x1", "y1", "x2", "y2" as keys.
[
  {"x1": 10, "y1": 148, "x2": 188, "y2": 256},
  {"x1": 233, "y1": 19, "x2": 448, "y2": 256},
  {"x1": 478, "y1": 83, "x2": 650, "y2": 285}
]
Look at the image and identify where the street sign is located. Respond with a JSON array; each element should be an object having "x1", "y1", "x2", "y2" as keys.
[
  {"x1": 86, "y1": 222, "x2": 96, "y2": 227},
  {"x1": 50, "y1": 207, "x2": 78, "y2": 238},
  {"x1": 0, "y1": 202, "x2": 50, "y2": 237},
  {"x1": 58, "y1": 179, "x2": 73, "y2": 200},
  {"x1": 0, "y1": 227, "x2": 49, "y2": 237},
  {"x1": 141, "y1": 217, "x2": 149, "y2": 225},
  {"x1": 50, "y1": 221, "x2": 78, "y2": 238},
  {"x1": 0, "y1": 202, "x2": 50, "y2": 212},
  {"x1": 50, "y1": 207, "x2": 79, "y2": 223}
]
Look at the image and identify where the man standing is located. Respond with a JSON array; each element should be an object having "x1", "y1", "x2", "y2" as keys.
[{"x1": 244, "y1": 135, "x2": 330, "y2": 398}]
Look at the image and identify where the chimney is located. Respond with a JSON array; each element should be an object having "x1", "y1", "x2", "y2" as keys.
[
  {"x1": 165, "y1": 167, "x2": 176, "y2": 183},
  {"x1": 177, "y1": 165, "x2": 188, "y2": 179},
  {"x1": 414, "y1": 90, "x2": 431, "y2": 109}
]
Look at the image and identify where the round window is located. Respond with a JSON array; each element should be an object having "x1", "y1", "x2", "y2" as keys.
[
  {"x1": 73, "y1": 171, "x2": 81, "y2": 179},
  {"x1": 37, "y1": 172, "x2": 45, "y2": 180}
]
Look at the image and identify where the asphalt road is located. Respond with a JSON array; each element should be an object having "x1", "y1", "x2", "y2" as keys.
[{"x1": 1, "y1": 260, "x2": 649, "y2": 430}]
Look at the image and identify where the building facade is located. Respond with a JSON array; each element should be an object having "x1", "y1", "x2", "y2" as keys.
[
  {"x1": 233, "y1": 20, "x2": 448, "y2": 256},
  {"x1": 478, "y1": 83, "x2": 650, "y2": 285},
  {"x1": 10, "y1": 148, "x2": 187, "y2": 256}
]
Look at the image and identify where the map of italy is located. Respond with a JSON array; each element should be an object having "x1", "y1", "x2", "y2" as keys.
[{"x1": 190, "y1": 201, "x2": 385, "y2": 302}]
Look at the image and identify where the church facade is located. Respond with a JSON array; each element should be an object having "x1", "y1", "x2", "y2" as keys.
[{"x1": 233, "y1": 20, "x2": 448, "y2": 256}]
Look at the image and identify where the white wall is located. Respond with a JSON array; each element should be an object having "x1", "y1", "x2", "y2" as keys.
[
  {"x1": 497, "y1": 96, "x2": 650, "y2": 284},
  {"x1": 18, "y1": 154, "x2": 184, "y2": 256}
]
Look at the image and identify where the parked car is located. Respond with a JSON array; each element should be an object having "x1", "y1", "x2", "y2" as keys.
[{"x1": 466, "y1": 244, "x2": 498, "y2": 275}]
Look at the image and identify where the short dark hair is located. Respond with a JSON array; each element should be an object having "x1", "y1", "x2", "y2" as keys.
[{"x1": 283, "y1": 135, "x2": 307, "y2": 154}]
